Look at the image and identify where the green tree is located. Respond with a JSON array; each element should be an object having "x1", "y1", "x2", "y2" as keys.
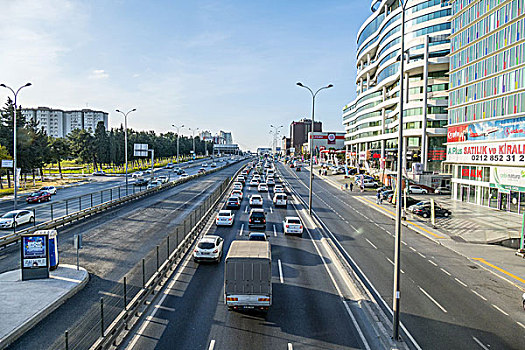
[
  {"x1": 49, "y1": 137, "x2": 70, "y2": 179},
  {"x1": 68, "y1": 128, "x2": 97, "y2": 170}
]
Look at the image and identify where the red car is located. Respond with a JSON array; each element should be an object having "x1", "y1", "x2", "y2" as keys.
[{"x1": 26, "y1": 191, "x2": 51, "y2": 203}]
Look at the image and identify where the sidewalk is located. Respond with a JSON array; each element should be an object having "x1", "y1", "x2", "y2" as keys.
[
  {"x1": 0, "y1": 264, "x2": 89, "y2": 349},
  {"x1": 309, "y1": 166, "x2": 525, "y2": 290}
]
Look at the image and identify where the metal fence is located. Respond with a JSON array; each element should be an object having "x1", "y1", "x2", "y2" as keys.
[{"x1": 48, "y1": 170, "x2": 237, "y2": 350}]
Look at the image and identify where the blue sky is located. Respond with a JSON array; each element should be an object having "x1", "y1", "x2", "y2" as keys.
[{"x1": 0, "y1": 0, "x2": 371, "y2": 150}]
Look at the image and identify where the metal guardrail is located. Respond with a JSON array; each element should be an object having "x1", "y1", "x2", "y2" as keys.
[
  {"x1": 0, "y1": 159, "x2": 242, "y2": 250},
  {"x1": 46, "y1": 162, "x2": 246, "y2": 350}
]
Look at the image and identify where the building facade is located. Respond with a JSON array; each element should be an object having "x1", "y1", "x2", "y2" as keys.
[
  {"x1": 447, "y1": 0, "x2": 525, "y2": 213},
  {"x1": 22, "y1": 107, "x2": 108, "y2": 137},
  {"x1": 290, "y1": 118, "x2": 322, "y2": 152},
  {"x1": 343, "y1": 0, "x2": 451, "y2": 172}
]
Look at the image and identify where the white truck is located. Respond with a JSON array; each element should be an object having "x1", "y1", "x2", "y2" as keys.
[{"x1": 224, "y1": 241, "x2": 272, "y2": 311}]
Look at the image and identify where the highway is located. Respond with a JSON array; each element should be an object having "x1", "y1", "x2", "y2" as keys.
[
  {"x1": 3, "y1": 159, "x2": 245, "y2": 350},
  {"x1": 122, "y1": 165, "x2": 373, "y2": 350},
  {"x1": 278, "y1": 162, "x2": 525, "y2": 350},
  {"x1": 0, "y1": 157, "x2": 231, "y2": 233}
]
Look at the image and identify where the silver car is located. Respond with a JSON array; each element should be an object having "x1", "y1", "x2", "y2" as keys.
[{"x1": 0, "y1": 210, "x2": 35, "y2": 229}]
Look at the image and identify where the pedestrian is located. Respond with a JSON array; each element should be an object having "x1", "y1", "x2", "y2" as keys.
[
  {"x1": 361, "y1": 184, "x2": 364, "y2": 192},
  {"x1": 379, "y1": 192, "x2": 383, "y2": 204},
  {"x1": 376, "y1": 191, "x2": 381, "y2": 204},
  {"x1": 349, "y1": 182, "x2": 354, "y2": 192},
  {"x1": 319, "y1": 169, "x2": 322, "y2": 175},
  {"x1": 345, "y1": 183, "x2": 349, "y2": 191}
]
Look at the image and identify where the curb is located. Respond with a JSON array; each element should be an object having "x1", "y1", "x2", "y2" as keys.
[{"x1": 0, "y1": 265, "x2": 89, "y2": 350}]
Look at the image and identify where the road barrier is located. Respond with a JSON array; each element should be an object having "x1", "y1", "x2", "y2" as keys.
[
  {"x1": 0, "y1": 160, "x2": 242, "y2": 250},
  {"x1": 46, "y1": 162, "x2": 247, "y2": 350}
]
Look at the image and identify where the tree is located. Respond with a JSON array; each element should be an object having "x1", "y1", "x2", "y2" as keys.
[
  {"x1": 0, "y1": 145, "x2": 12, "y2": 189},
  {"x1": 68, "y1": 129, "x2": 97, "y2": 170},
  {"x1": 49, "y1": 137, "x2": 70, "y2": 179}
]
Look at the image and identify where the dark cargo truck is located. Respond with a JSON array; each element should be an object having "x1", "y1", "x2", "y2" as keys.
[{"x1": 224, "y1": 241, "x2": 272, "y2": 311}]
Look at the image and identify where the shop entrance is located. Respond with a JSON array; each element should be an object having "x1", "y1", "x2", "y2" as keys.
[
  {"x1": 460, "y1": 185, "x2": 469, "y2": 202},
  {"x1": 498, "y1": 191, "x2": 509, "y2": 211}
]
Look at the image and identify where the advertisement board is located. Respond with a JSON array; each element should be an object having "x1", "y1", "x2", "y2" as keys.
[
  {"x1": 447, "y1": 139, "x2": 525, "y2": 166},
  {"x1": 448, "y1": 116, "x2": 525, "y2": 143},
  {"x1": 21, "y1": 233, "x2": 49, "y2": 280},
  {"x1": 327, "y1": 133, "x2": 336, "y2": 144},
  {"x1": 491, "y1": 166, "x2": 525, "y2": 192}
]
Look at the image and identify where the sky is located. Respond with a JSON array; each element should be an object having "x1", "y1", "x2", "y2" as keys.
[{"x1": 0, "y1": 0, "x2": 371, "y2": 151}]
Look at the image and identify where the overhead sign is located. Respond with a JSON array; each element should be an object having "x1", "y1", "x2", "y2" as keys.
[
  {"x1": 448, "y1": 116, "x2": 525, "y2": 143},
  {"x1": 447, "y1": 140, "x2": 525, "y2": 165},
  {"x1": 134, "y1": 143, "x2": 149, "y2": 157},
  {"x1": 21, "y1": 233, "x2": 49, "y2": 280},
  {"x1": 1, "y1": 159, "x2": 13, "y2": 168}
]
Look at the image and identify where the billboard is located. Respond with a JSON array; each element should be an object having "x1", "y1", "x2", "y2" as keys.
[
  {"x1": 448, "y1": 116, "x2": 525, "y2": 143},
  {"x1": 447, "y1": 139, "x2": 525, "y2": 165}
]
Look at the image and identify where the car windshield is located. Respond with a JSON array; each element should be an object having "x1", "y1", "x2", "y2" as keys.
[
  {"x1": 29, "y1": 192, "x2": 40, "y2": 196},
  {"x1": 198, "y1": 242, "x2": 215, "y2": 249},
  {"x1": 41, "y1": 187, "x2": 49, "y2": 190},
  {"x1": 2, "y1": 212, "x2": 16, "y2": 218}
]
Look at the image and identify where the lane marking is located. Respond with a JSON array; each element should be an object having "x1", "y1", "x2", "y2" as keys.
[
  {"x1": 239, "y1": 224, "x2": 244, "y2": 236},
  {"x1": 270, "y1": 206, "x2": 273, "y2": 213},
  {"x1": 472, "y1": 258, "x2": 525, "y2": 284},
  {"x1": 517, "y1": 321, "x2": 525, "y2": 329},
  {"x1": 418, "y1": 286, "x2": 447, "y2": 313},
  {"x1": 288, "y1": 343, "x2": 293, "y2": 350},
  {"x1": 418, "y1": 252, "x2": 426, "y2": 259},
  {"x1": 365, "y1": 238, "x2": 377, "y2": 249},
  {"x1": 472, "y1": 336, "x2": 489, "y2": 350},
  {"x1": 492, "y1": 304, "x2": 509, "y2": 316},
  {"x1": 244, "y1": 206, "x2": 248, "y2": 213},
  {"x1": 273, "y1": 224, "x2": 277, "y2": 237},
  {"x1": 454, "y1": 278, "x2": 468, "y2": 287},
  {"x1": 409, "y1": 247, "x2": 417, "y2": 252},
  {"x1": 471, "y1": 290, "x2": 487, "y2": 301},
  {"x1": 428, "y1": 260, "x2": 438, "y2": 267},
  {"x1": 278, "y1": 259, "x2": 284, "y2": 283},
  {"x1": 401, "y1": 241, "x2": 408, "y2": 246},
  {"x1": 209, "y1": 340, "x2": 216, "y2": 350},
  {"x1": 440, "y1": 268, "x2": 451, "y2": 276},
  {"x1": 386, "y1": 257, "x2": 404, "y2": 273}
]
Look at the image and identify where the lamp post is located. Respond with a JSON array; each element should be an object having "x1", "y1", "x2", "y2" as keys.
[
  {"x1": 116, "y1": 108, "x2": 136, "y2": 195},
  {"x1": 392, "y1": 0, "x2": 410, "y2": 341},
  {"x1": 270, "y1": 124, "x2": 283, "y2": 155},
  {"x1": 172, "y1": 124, "x2": 184, "y2": 164},
  {"x1": 0, "y1": 82, "x2": 32, "y2": 211},
  {"x1": 189, "y1": 127, "x2": 199, "y2": 158},
  {"x1": 296, "y1": 82, "x2": 333, "y2": 216}
]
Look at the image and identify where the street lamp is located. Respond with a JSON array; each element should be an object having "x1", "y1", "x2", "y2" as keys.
[
  {"x1": 116, "y1": 108, "x2": 136, "y2": 195},
  {"x1": 270, "y1": 124, "x2": 283, "y2": 155},
  {"x1": 296, "y1": 82, "x2": 333, "y2": 215},
  {"x1": 0, "y1": 82, "x2": 32, "y2": 211},
  {"x1": 172, "y1": 124, "x2": 184, "y2": 164},
  {"x1": 188, "y1": 127, "x2": 200, "y2": 158}
]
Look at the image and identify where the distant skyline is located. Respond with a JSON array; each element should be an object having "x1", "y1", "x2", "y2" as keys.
[{"x1": 0, "y1": 0, "x2": 370, "y2": 151}]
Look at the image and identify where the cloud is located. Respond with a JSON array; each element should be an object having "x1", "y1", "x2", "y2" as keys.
[{"x1": 89, "y1": 70, "x2": 109, "y2": 80}]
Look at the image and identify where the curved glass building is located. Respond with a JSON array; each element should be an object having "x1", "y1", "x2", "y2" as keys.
[{"x1": 343, "y1": 0, "x2": 451, "y2": 172}]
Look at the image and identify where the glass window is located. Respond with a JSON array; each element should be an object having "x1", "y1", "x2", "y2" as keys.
[
  {"x1": 482, "y1": 187, "x2": 490, "y2": 206},
  {"x1": 469, "y1": 185, "x2": 477, "y2": 203},
  {"x1": 489, "y1": 188, "x2": 498, "y2": 208}
]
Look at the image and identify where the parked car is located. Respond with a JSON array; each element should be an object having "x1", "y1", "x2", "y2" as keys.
[
  {"x1": 248, "y1": 232, "x2": 267, "y2": 241},
  {"x1": 412, "y1": 204, "x2": 451, "y2": 218},
  {"x1": 131, "y1": 171, "x2": 144, "y2": 178},
  {"x1": 0, "y1": 210, "x2": 35, "y2": 229},
  {"x1": 273, "y1": 193, "x2": 287, "y2": 207},
  {"x1": 356, "y1": 178, "x2": 378, "y2": 188},
  {"x1": 258, "y1": 183, "x2": 269, "y2": 192},
  {"x1": 226, "y1": 196, "x2": 241, "y2": 210},
  {"x1": 193, "y1": 235, "x2": 224, "y2": 263},
  {"x1": 216, "y1": 210, "x2": 235, "y2": 226},
  {"x1": 249, "y1": 194, "x2": 263, "y2": 207},
  {"x1": 283, "y1": 216, "x2": 303, "y2": 236},
  {"x1": 248, "y1": 208, "x2": 266, "y2": 229},
  {"x1": 435, "y1": 187, "x2": 451, "y2": 195},
  {"x1": 92, "y1": 170, "x2": 106, "y2": 176},
  {"x1": 408, "y1": 185, "x2": 428, "y2": 194},
  {"x1": 407, "y1": 201, "x2": 431, "y2": 213},
  {"x1": 393, "y1": 196, "x2": 424, "y2": 208},
  {"x1": 26, "y1": 191, "x2": 51, "y2": 203},
  {"x1": 39, "y1": 186, "x2": 57, "y2": 195}
]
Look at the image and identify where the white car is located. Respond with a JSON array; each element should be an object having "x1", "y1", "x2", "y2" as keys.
[
  {"x1": 180, "y1": 173, "x2": 189, "y2": 178},
  {"x1": 249, "y1": 179, "x2": 260, "y2": 187},
  {"x1": 39, "y1": 186, "x2": 57, "y2": 195},
  {"x1": 231, "y1": 189, "x2": 243, "y2": 200},
  {"x1": 274, "y1": 185, "x2": 285, "y2": 194},
  {"x1": 249, "y1": 194, "x2": 263, "y2": 207},
  {"x1": 0, "y1": 210, "x2": 35, "y2": 229},
  {"x1": 273, "y1": 193, "x2": 287, "y2": 207},
  {"x1": 193, "y1": 235, "x2": 224, "y2": 262},
  {"x1": 132, "y1": 171, "x2": 144, "y2": 178},
  {"x1": 266, "y1": 177, "x2": 275, "y2": 186},
  {"x1": 232, "y1": 183, "x2": 243, "y2": 191},
  {"x1": 408, "y1": 185, "x2": 428, "y2": 194},
  {"x1": 216, "y1": 210, "x2": 235, "y2": 226},
  {"x1": 158, "y1": 175, "x2": 169, "y2": 183},
  {"x1": 283, "y1": 216, "x2": 303, "y2": 236},
  {"x1": 146, "y1": 180, "x2": 162, "y2": 189},
  {"x1": 258, "y1": 183, "x2": 268, "y2": 192}
]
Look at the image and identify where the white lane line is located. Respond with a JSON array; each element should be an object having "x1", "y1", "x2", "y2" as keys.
[
  {"x1": 273, "y1": 224, "x2": 277, "y2": 237},
  {"x1": 244, "y1": 206, "x2": 248, "y2": 213},
  {"x1": 209, "y1": 340, "x2": 216, "y2": 350},
  {"x1": 365, "y1": 238, "x2": 377, "y2": 249},
  {"x1": 472, "y1": 336, "x2": 490, "y2": 350},
  {"x1": 409, "y1": 246, "x2": 416, "y2": 252},
  {"x1": 471, "y1": 289, "x2": 487, "y2": 301},
  {"x1": 418, "y1": 252, "x2": 426, "y2": 258},
  {"x1": 239, "y1": 224, "x2": 244, "y2": 236},
  {"x1": 386, "y1": 257, "x2": 405, "y2": 273},
  {"x1": 454, "y1": 278, "x2": 468, "y2": 287},
  {"x1": 492, "y1": 304, "x2": 509, "y2": 316},
  {"x1": 401, "y1": 241, "x2": 408, "y2": 246},
  {"x1": 517, "y1": 321, "x2": 525, "y2": 329},
  {"x1": 418, "y1": 286, "x2": 447, "y2": 313},
  {"x1": 270, "y1": 206, "x2": 273, "y2": 213},
  {"x1": 440, "y1": 268, "x2": 451, "y2": 276},
  {"x1": 278, "y1": 259, "x2": 284, "y2": 283},
  {"x1": 428, "y1": 260, "x2": 438, "y2": 267},
  {"x1": 288, "y1": 343, "x2": 293, "y2": 350},
  {"x1": 268, "y1": 193, "x2": 272, "y2": 201}
]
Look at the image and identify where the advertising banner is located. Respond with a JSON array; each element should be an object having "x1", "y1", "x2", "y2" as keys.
[
  {"x1": 21, "y1": 233, "x2": 49, "y2": 280},
  {"x1": 448, "y1": 116, "x2": 525, "y2": 143},
  {"x1": 447, "y1": 139, "x2": 525, "y2": 166},
  {"x1": 327, "y1": 133, "x2": 336, "y2": 144},
  {"x1": 491, "y1": 166, "x2": 525, "y2": 192}
]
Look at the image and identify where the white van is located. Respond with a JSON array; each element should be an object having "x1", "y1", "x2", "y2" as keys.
[{"x1": 273, "y1": 193, "x2": 287, "y2": 207}]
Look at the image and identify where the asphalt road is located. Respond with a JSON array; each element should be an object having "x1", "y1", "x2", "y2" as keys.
[
  {"x1": 0, "y1": 157, "x2": 232, "y2": 233},
  {"x1": 4, "y1": 159, "x2": 246, "y2": 350},
  {"x1": 278, "y1": 162, "x2": 525, "y2": 350},
  {"x1": 122, "y1": 166, "x2": 368, "y2": 350}
]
